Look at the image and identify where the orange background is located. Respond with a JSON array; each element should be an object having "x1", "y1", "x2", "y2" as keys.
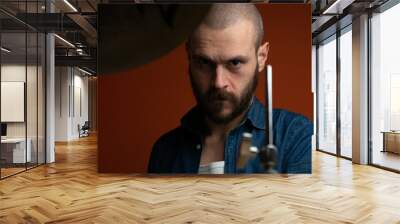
[{"x1": 98, "y1": 4, "x2": 312, "y2": 173}]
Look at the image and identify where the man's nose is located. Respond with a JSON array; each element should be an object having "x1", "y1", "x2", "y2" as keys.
[{"x1": 212, "y1": 66, "x2": 228, "y2": 89}]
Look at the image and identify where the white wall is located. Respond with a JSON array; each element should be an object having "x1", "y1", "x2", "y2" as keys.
[
  {"x1": 1, "y1": 64, "x2": 26, "y2": 81},
  {"x1": 312, "y1": 45, "x2": 317, "y2": 151},
  {"x1": 1, "y1": 65, "x2": 26, "y2": 141},
  {"x1": 72, "y1": 73, "x2": 89, "y2": 138},
  {"x1": 1, "y1": 64, "x2": 38, "y2": 138},
  {"x1": 55, "y1": 67, "x2": 89, "y2": 141},
  {"x1": 55, "y1": 66, "x2": 70, "y2": 141}
]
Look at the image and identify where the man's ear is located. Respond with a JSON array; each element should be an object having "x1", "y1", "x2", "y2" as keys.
[{"x1": 257, "y1": 42, "x2": 269, "y2": 72}]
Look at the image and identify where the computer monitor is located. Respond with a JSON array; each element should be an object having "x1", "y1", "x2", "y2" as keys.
[{"x1": 1, "y1": 123, "x2": 7, "y2": 137}]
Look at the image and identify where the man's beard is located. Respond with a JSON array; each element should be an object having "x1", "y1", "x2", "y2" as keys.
[{"x1": 190, "y1": 65, "x2": 259, "y2": 125}]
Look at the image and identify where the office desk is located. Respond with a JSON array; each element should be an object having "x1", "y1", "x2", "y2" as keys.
[
  {"x1": 1, "y1": 138, "x2": 31, "y2": 164},
  {"x1": 382, "y1": 131, "x2": 400, "y2": 154}
]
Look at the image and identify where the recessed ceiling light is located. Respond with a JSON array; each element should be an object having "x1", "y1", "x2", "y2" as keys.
[
  {"x1": 1, "y1": 47, "x2": 11, "y2": 53},
  {"x1": 77, "y1": 67, "x2": 93, "y2": 76},
  {"x1": 63, "y1": 0, "x2": 78, "y2": 12},
  {"x1": 54, "y1": 34, "x2": 75, "y2": 48},
  {"x1": 322, "y1": 0, "x2": 354, "y2": 15}
]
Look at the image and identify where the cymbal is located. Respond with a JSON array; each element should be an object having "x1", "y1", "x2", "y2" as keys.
[{"x1": 98, "y1": 4, "x2": 211, "y2": 75}]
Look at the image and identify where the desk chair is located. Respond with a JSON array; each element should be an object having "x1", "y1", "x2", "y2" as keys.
[{"x1": 78, "y1": 121, "x2": 90, "y2": 138}]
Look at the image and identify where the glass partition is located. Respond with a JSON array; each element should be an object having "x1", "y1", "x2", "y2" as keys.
[
  {"x1": 0, "y1": 1, "x2": 46, "y2": 179},
  {"x1": 339, "y1": 27, "x2": 352, "y2": 158},
  {"x1": 1, "y1": 30, "x2": 28, "y2": 177},
  {"x1": 27, "y1": 30, "x2": 38, "y2": 169},
  {"x1": 370, "y1": 3, "x2": 400, "y2": 171},
  {"x1": 317, "y1": 35, "x2": 337, "y2": 155},
  {"x1": 26, "y1": 0, "x2": 41, "y2": 170}
]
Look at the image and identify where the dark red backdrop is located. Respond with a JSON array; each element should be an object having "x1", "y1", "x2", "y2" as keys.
[{"x1": 98, "y1": 4, "x2": 312, "y2": 173}]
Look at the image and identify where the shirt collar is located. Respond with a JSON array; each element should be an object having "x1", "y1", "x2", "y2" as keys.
[
  {"x1": 246, "y1": 97, "x2": 266, "y2": 130},
  {"x1": 180, "y1": 96, "x2": 266, "y2": 134}
]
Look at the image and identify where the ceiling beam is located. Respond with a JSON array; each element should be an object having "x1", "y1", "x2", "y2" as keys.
[{"x1": 55, "y1": 55, "x2": 96, "y2": 71}]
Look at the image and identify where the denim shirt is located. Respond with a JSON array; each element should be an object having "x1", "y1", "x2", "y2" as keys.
[{"x1": 148, "y1": 97, "x2": 313, "y2": 174}]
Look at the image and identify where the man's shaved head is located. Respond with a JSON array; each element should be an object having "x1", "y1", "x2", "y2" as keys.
[
  {"x1": 188, "y1": 3, "x2": 264, "y2": 49},
  {"x1": 186, "y1": 3, "x2": 269, "y2": 125}
]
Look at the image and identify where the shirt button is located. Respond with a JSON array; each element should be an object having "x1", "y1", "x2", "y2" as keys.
[{"x1": 196, "y1": 144, "x2": 201, "y2": 150}]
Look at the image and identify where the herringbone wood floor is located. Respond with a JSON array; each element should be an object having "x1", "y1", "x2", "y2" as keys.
[{"x1": 1, "y1": 135, "x2": 400, "y2": 223}]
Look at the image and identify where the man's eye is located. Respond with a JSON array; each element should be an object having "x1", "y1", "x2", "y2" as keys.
[
  {"x1": 196, "y1": 58, "x2": 211, "y2": 66},
  {"x1": 229, "y1": 60, "x2": 242, "y2": 67},
  {"x1": 200, "y1": 59, "x2": 209, "y2": 65}
]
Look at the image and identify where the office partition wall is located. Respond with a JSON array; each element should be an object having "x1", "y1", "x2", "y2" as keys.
[
  {"x1": 0, "y1": 1, "x2": 47, "y2": 179},
  {"x1": 0, "y1": 31, "x2": 28, "y2": 177}
]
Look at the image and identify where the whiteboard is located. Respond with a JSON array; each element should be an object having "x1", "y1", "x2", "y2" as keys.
[{"x1": 1, "y1": 82, "x2": 25, "y2": 122}]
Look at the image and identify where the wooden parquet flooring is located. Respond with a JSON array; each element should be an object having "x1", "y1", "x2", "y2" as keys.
[
  {"x1": 1, "y1": 135, "x2": 400, "y2": 223},
  {"x1": 1, "y1": 167, "x2": 26, "y2": 178}
]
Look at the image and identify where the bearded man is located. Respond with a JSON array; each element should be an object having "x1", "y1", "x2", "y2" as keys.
[{"x1": 148, "y1": 3, "x2": 313, "y2": 174}]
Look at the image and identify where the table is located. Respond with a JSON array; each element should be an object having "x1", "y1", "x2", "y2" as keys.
[
  {"x1": 0, "y1": 138, "x2": 32, "y2": 164},
  {"x1": 381, "y1": 131, "x2": 400, "y2": 154}
]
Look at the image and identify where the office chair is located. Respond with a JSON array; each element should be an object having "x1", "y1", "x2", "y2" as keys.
[{"x1": 79, "y1": 121, "x2": 90, "y2": 138}]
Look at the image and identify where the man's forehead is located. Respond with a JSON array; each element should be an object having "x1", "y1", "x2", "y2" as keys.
[
  {"x1": 191, "y1": 43, "x2": 252, "y2": 62},
  {"x1": 189, "y1": 20, "x2": 257, "y2": 57}
]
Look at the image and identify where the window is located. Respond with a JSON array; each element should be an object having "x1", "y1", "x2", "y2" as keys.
[
  {"x1": 317, "y1": 35, "x2": 337, "y2": 154},
  {"x1": 370, "y1": 2, "x2": 400, "y2": 171},
  {"x1": 339, "y1": 28, "x2": 352, "y2": 158},
  {"x1": 317, "y1": 24, "x2": 353, "y2": 159}
]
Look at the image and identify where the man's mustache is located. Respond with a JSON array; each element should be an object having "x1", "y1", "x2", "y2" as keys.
[{"x1": 207, "y1": 88, "x2": 235, "y2": 101}]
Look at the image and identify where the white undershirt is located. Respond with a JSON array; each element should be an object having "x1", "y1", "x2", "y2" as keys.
[{"x1": 198, "y1": 161, "x2": 225, "y2": 174}]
